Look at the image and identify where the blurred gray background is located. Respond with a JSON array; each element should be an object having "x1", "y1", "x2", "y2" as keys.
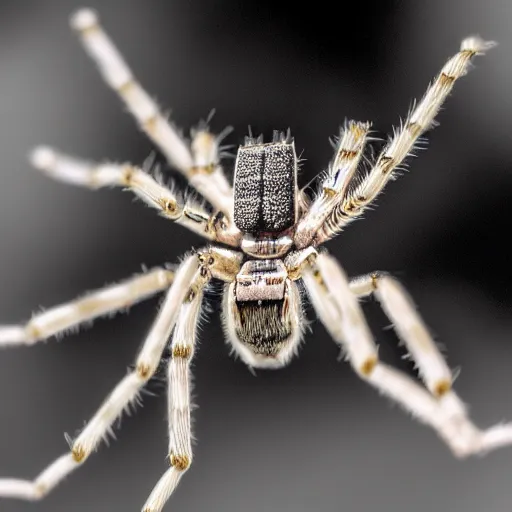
[{"x1": 0, "y1": 1, "x2": 511, "y2": 511}]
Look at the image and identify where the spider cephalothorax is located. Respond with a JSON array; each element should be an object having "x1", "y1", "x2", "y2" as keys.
[{"x1": 1, "y1": 8, "x2": 511, "y2": 512}]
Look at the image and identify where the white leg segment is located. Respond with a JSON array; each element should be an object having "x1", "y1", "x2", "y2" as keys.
[
  {"x1": 0, "y1": 267, "x2": 174, "y2": 347},
  {"x1": 70, "y1": 9, "x2": 233, "y2": 216},
  {"x1": 142, "y1": 281, "x2": 203, "y2": 512},
  {"x1": 30, "y1": 147, "x2": 239, "y2": 242},
  {"x1": 350, "y1": 272, "x2": 452, "y2": 397},
  {"x1": 304, "y1": 253, "x2": 512, "y2": 457},
  {"x1": 70, "y1": 9, "x2": 192, "y2": 173},
  {"x1": 0, "y1": 454, "x2": 77, "y2": 500},
  {"x1": 0, "y1": 254, "x2": 208, "y2": 501},
  {"x1": 135, "y1": 255, "x2": 200, "y2": 378},
  {"x1": 294, "y1": 121, "x2": 370, "y2": 249},
  {"x1": 302, "y1": 253, "x2": 378, "y2": 376},
  {"x1": 190, "y1": 128, "x2": 233, "y2": 198},
  {"x1": 316, "y1": 36, "x2": 495, "y2": 243}
]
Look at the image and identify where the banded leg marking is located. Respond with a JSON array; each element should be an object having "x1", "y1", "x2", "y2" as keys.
[
  {"x1": 142, "y1": 280, "x2": 203, "y2": 512},
  {"x1": 294, "y1": 121, "x2": 370, "y2": 249}
]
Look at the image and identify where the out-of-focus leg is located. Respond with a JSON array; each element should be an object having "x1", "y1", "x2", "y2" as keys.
[
  {"x1": 0, "y1": 254, "x2": 208, "y2": 500},
  {"x1": 70, "y1": 9, "x2": 234, "y2": 217},
  {"x1": 0, "y1": 267, "x2": 174, "y2": 347}
]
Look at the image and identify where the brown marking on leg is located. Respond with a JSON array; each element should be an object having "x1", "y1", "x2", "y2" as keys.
[
  {"x1": 136, "y1": 362, "x2": 152, "y2": 380},
  {"x1": 433, "y1": 379, "x2": 452, "y2": 398},
  {"x1": 170, "y1": 453, "x2": 191, "y2": 471},
  {"x1": 172, "y1": 345, "x2": 192, "y2": 359},
  {"x1": 71, "y1": 444, "x2": 86, "y2": 463},
  {"x1": 360, "y1": 356, "x2": 378, "y2": 376}
]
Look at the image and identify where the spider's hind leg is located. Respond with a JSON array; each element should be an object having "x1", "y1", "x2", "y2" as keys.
[
  {"x1": 349, "y1": 272, "x2": 452, "y2": 397},
  {"x1": 303, "y1": 253, "x2": 512, "y2": 458},
  {"x1": 0, "y1": 254, "x2": 204, "y2": 500}
]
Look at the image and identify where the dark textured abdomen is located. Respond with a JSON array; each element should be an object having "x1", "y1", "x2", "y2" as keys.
[{"x1": 234, "y1": 142, "x2": 296, "y2": 234}]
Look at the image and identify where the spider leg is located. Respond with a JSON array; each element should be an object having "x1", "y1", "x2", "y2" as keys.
[
  {"x1": 303, "y1": 252, "x2": 512, "y2": 458},
  {"x1": 349, "y1": 272, "x2": 452, "y2": 396},
  {"x1": 315, "y1": 36, "x2": 495, "y2": 244},
  {"x1": 0, "y1": 254, "x2": 208, "y2": 500},
  {"x1": 0, "y1": 267, "x2": 174, "y2": 347},
  {"x1": 70, "y1": 9, "x2": 233, "y2": 218},
  {"x1": 30, "y1": 147, "x2": 241, "y2": 246},
  {"x1": 142, "y1": 271, "x2": 203, "y2": 512},
  {"x1": 294, "y1": 121, "x2": 371, "y2": 249}
]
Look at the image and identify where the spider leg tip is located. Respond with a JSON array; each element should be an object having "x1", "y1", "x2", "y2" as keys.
[
  {"x1": 70, "y1": 8, "x2": 98, "y2": 31},
  {"x1": 29, "y1": 146, "x2": 56, "y2": 170},
  {"x1": 461, "y1": 36, "x2": 497, "y2": 54}
]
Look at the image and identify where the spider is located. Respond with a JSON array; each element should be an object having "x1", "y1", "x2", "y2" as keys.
[{"x1": 0, "y1": 7, "x2": 511, "y2": 512}]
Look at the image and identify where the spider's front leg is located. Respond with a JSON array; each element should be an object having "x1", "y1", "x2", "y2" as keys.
[
  {"x1": 31, "y1": 147, "x2": 241, "y2": 246},
  {"x1": 303, "y1": 252, "x2": 512, "y2": 458},
  {"x1": 70, "y1": 9, "x2": 234, "y2": 218},
  {"x1": 0, "y1": 254, "x2": 201, "y2": 500},
  {"x1": 301, "y1": 36, "x2": 494, "y2": 246}
]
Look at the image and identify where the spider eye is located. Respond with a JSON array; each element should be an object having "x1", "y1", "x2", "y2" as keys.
[{"x1": 233, "y1": 140, "x2": 297, "y2": 234}]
